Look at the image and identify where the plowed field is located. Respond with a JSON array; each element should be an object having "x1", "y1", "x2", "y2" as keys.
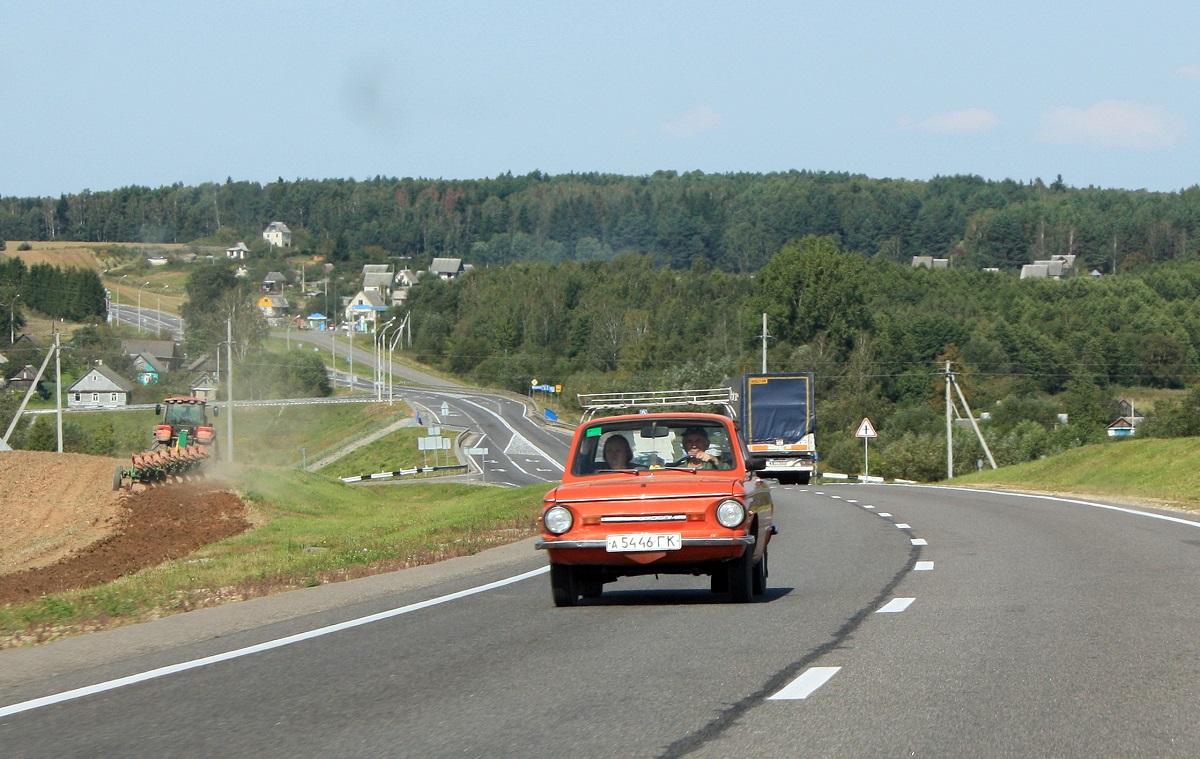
[{"x1": 0, "y1": 451, "x2": 248, "y2": 605}]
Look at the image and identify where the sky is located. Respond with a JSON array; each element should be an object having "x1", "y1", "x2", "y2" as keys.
[{"x1": 4, "y1": 1, "x2": 1200, "y2": 198}]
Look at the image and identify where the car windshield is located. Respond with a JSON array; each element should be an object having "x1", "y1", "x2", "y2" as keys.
[{"x1": 571, "y1": 419, "x2": 735, "y2": 476}]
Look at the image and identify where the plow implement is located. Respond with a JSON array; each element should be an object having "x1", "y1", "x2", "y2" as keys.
[{"x1": 113, "y1": 443, "x2": 211, "y2": 492}]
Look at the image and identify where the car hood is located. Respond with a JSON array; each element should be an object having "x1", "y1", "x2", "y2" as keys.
[{"x1": 548, "y1": 473, "x2": 743, "y2": 513}]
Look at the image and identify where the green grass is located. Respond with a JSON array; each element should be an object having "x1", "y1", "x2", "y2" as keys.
[
  {"x1": 0, "y1": 469, "x2": 552, "y2": 646},
  {"x1": 322, "y1": 427, "x2": 457, "y2": 477},
  {"x1": 952, "y1": 436, "x2": 1200, "y2": 510},
  {"x1": 65, "y1": 401, "x2": 414, "y2": 465}
]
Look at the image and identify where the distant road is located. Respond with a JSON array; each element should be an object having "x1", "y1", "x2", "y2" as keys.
[{"x1": 109, "y1": 304, "x2": 184, "y2": 340}]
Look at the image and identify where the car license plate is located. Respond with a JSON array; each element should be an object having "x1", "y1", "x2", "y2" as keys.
[{"x1": 606, "y1": 533, "x2": 682, "y2": 552}]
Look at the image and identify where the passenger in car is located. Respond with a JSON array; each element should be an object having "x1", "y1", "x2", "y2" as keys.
[
  {"x1": 601, "y1": 434, "x2": 641, "y2": 471},
  {"x1": 674, "y1": 426, "x2": 720, "y2": 469}
]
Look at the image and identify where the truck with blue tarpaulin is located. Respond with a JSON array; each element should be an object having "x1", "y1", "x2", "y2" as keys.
[{"x1": 725, "y1": 373, "x2": 816, "y2": 484}]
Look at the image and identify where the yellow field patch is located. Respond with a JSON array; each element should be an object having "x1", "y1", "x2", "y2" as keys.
[{"x1": 1, "y1": 241, "x2": 187, "y2": 271}]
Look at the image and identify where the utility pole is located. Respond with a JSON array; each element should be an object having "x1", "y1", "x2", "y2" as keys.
[
  {"x1": 943, "y1": 360, "x2": 997, "y2": 478},
  {"x1": 226, "y1": 318, "x2": 234, "y2": 463},
  {"x1": 951, "y1": 373, "x2": 997, "y2": 470},
  {"x1": 54, "y1": 329, "x2": 63, "y2": 453},
  {"x1": 945, "y1": 360, "x2": 953, "y2": 479},
  {"x1": 761, "y1": 313, "x2": 769, "y2": 373}
]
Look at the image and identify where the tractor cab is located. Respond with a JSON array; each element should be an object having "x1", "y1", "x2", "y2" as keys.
[{"x1": 154, "y1": 396, "x2": 218, "y2": 451}]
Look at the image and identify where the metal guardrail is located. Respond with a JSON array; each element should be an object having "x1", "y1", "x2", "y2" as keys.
[{"x1": 340, "y1": 463, "x2": 468, "y2": 483}]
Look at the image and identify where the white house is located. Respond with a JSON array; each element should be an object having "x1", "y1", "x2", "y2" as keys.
[
  {"x1": 344, "y1": 290, "x2": 388, "y2": 332},
  {"x1": 68, "y1": 363, "x2": 134, "y2": 408},
  {"x1": 263, "y1": 221, "x2": 292, "y2": 248},
  {"x1": 226, "y1": 242, "x2": 250, "y2": 260}
]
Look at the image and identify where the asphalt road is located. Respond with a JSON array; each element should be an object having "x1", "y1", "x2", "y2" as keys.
[
  {"x1": 401, "y1": 388, "x2": 570, "y2": 487},
  {"x1": 5, "y1": 484, "x2": 1200, "y2": 757},
  {"x1": 110, "y1": 304, "x2": 184, "y2": 340}
]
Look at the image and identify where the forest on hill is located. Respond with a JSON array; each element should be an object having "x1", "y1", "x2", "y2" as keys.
[
  {"x1": 2, "y1": 171, "x2": 1200, "y2": 276},
  {"x1": 4, "y1": 169, "x2": 1200, "y2": 480},
  {"x1": 403, "y1": 236, "x2": 1200, "y2": 479}
]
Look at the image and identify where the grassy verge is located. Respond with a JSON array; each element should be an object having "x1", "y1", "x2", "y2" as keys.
[
  {"x1": 951, "y1": 436, "x2": 1200, "y2": 511},
  {"x1": 322, "y1": 427, "x2": 458, "y2": 477},
  {"x1": 0, "y1": 469, "x2": 552, "y2": 647},
  {"x1": 65, "y1": 401, "x2": 412, "y2": 465}
]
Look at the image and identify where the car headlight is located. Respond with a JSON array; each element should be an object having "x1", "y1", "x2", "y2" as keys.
[
  {"x1": 543, "y1": 505, "x2": 574, "y2": 535},
  {"x1": 715, "y1": 499, "x2": 746, "y2": 528}
]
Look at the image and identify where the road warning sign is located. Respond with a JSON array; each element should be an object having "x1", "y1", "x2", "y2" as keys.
[{"x1": 855, "y1": 418, "x2": 878, "y2": 438}]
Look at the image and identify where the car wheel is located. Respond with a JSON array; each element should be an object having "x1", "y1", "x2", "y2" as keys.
[
  {"x1": 549, "y1": 564, "x2": 577, "y2": 607},
  {"x1": 727, "y1": 549, "x2": 754, "y2": 603},
  {"x1": 752, "y1": 550, "x2": 767, "y2": 596}
]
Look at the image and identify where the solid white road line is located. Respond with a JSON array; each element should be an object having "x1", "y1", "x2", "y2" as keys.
[
  {"x1": 0, "y1": 567, "x2": 550, "y2": 720},
  {"x1": 769, "y1": 666, "x2": 842, "y2": 700},
  {"x1": 877, "y1": 597, "x2": 916, "y2": 613}
]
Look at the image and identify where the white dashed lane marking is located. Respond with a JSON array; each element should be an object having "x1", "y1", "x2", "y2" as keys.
[
  {"x1": 877, "y1": 597, "x2": 916, "y2": 613},
  {"x1": 911, "y1": 538, "x2": 928, "y2": 546},
  {"x1": 768, "y1": 667, "x2": 842, "y2": 701},
  {"x1": 915, "y1": 561, "x2": 935, "y2": 571}
]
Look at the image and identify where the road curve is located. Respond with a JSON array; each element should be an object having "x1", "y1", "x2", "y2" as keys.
[{"x1": 4, "y1": 485, "x2": 1200, "y2": 757}]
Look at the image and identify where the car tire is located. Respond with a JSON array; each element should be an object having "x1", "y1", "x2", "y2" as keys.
[
  {"x1": 727, "y1": 549, "x2": 755, "y2": 603},
  {"x1": 752, "y1": 550, "x2": 767, "y2": 596},
  {"x1": 549, "y1": 564, "x2": 577, "y2": 607}
]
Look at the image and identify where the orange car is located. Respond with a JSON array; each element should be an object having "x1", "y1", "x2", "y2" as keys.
[{"x1": 536, "y1": 411, "x2": 775, "y2": 606}]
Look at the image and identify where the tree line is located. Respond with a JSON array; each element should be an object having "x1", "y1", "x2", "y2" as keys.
[
  {"x1": 399, "y1": 236, "x2": 1200, "y2": 479},
  {"x1": 2, "y1": 172, "x2": 1200, "y2": 275},
  {"x1": 0, "y1": 258, "x2": 106, "y2": 343}
]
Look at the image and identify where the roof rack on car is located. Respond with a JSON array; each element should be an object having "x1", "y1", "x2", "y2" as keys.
[{"x1": 577, "y1": 388, "x2": 736, "y2": 420}]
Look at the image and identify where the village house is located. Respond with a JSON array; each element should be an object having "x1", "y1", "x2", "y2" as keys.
[
  {"x1": 5, "y1": 364, "x2": 45, "y2": 396},
  {"x1": 226, "y1": 242, "x2": 250, "y2": 260},
  {"x1": 132, "y1": 352, "x2": 168, "y2": 385},
  {"x1": 428, "y1": 257, "x2": 467, "y2": 281},
  {"x1": 262, "y1": 271, "x2": 289, "y2": 292},
  {"x1": 262, "y1": 221, "x2": 292, "y2": 248},
  {"x1": 67, "y1": 362, "x2": 134, "y2": 408},
  {"x1": 344, "y1": 290, "x2": 388, "y2": 332},
  {"x1": 121, "y1": 339, "x2": 181, "y2": 372},
  {"x1": 257, "y1": 295, "x2": 291, "y2": 325}
]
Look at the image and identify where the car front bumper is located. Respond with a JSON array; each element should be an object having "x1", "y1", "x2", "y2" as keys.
[{"x1": 535, "y1": 535, "x2": 755, "y2": 550}]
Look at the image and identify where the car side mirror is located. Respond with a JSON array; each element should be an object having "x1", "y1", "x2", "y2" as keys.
[
  {"x1": 746, "y1": 456, "x2": 769, "y2": 472},
  {"x1": 155, "y1": 404, "x2": 162, "y2": 416},
  {"x1": 211, "y1": 407, "x2": 219, "y2": 417}
]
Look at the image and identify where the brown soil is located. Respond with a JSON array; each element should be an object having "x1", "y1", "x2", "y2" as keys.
[{"x1": 0, "y1": 451, "x2": 249, "y2": 606}]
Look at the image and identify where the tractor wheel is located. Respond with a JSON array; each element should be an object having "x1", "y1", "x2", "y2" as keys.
[{"x1": 112, "y1": 466, "x2": 124, "y2": 491}]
